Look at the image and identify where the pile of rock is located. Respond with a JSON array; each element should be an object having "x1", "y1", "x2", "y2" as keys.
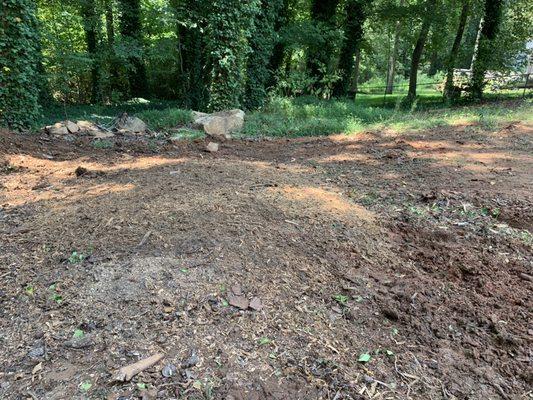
[{"x1": 45, "y1": 113, "x2": 149, "y2": 139}]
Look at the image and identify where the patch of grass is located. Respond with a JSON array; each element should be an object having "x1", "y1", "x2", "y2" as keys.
[
  {"x1": 91, "y1": 139, "x2": 113, "y2": 149},
  {"x1": 170, "y1": 128, "x2": 205, "y2": 141},
  {"x1": 137, "y1": 108, "x2": 192, "y2": 131}
]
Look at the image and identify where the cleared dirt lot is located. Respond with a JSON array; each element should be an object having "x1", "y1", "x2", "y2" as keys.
[{"x1": 1, "y1": 121, "x2": 531, "y2": 399}]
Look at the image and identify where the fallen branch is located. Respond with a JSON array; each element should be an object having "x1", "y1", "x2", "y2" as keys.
[
  {"x1": 114, "y1": 353, "x2": 164, "y2": 382},
  {"x1": 137, "y1": 230, "x2": 152, "y2": 248}
]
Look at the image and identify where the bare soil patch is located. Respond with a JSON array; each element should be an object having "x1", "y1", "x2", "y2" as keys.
[{"x1": 0, "y1": 122, "x2": 531, "y2": 399}]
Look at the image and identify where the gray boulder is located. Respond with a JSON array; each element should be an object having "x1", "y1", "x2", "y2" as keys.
[
  {"x1": 193, "y1": 109, "x2": 245, "y2": 140},
  {"x1": 114, "y1": 113, "x2": 147, "y2": 133}
]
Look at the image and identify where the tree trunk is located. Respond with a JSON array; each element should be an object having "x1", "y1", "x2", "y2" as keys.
[
  {"x1": 174, "y1": 0, "x2": 208, "y2": 110},
  {"x1": 385, "y1": 0, "x2": 404, "y2": 95},
  {"x1": 427, "y1": 50, "x2": 439, "y2": 77},
  {"x1": 353, "y1": 48, "x2": 361, "y2": 96},
  {"x1": 81, "y1": 0, "x2": 99, "y2": 103},
  {"x1": 267, "y1": 0, "x2": 289, "y2": 88},
  {"x1": 118, "y1": 0, "x2": 148, "y2": 98},
  {"x1": 0, "y1": 0, "x2": 41, "y2": 129},
  {"x1": 470, "y1": 16, "x2": 483, "y2": 70},
  {"x1": 307, "y1": 0, "x2": 340, "y2": 83},
  {"x1": 471, "y1": 0, "x2": 502, "y2": 99},
  {"x1": 104, "y1": 0, "x2": 120, "y2": 96},
  {"x1": 406, "y1": 0, "x2": 437, "y2": 103},
  {"x1": 333, "y1": 0, "x2": 367, "y2": 97},
  {"x1": 444, "y1": 0, "x2": 469, "y2": 101}
]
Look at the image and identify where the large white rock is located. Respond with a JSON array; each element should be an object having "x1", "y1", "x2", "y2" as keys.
[
  {"x1": 47, "y1": 122, "x2": 69, "y2": 135},
  {"x1": 193, "y1": 109, "x2": 245, "y2": 140}
]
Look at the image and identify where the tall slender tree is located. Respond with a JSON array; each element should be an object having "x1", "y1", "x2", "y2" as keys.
[
  {"x1": 471, "y1": 0, "x2": 503, "y2": 99},
  {"x1": 0, "y1": 0, "x2": 41, "y2": 129},
  {"x1": 406, "y1": 0, "x2": 438, "y2": 104},
  {"x1": 444, "y1": 0, "x2": 470, "y2": 101},
  {"x1": 386, "y1": 0, "x2": 405, "y2": 94},
  {"x1": 333, "y1": 0, "x2": 368, "y2": 96},
  {"x1": 80, "y1": 0, "x2": 100, "y2": 103},
  {"x1": 118, "y1": 0, "x2": 148, "y2": 98}
]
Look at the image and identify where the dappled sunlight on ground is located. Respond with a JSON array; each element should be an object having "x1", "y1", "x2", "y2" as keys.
[{"x1": 275, "y1": 185, "x2": 376, "y2": 224}]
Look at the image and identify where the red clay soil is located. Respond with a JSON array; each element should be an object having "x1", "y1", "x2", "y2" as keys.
[{"x1": 0, "y1": 121, "x2": 531, "y2": 400}]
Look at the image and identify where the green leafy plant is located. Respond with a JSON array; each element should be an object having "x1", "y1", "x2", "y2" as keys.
[
  {"x1": 79, "y1": 381, "x2": 92, "y2": 392},
  {"x1": 358, "y1": 353, "x2": 371, "y2": 363},
  {"x1": 333, "y1": 294, "x2": 349, "y2": 306},
  {"x1": 25, "y1": 285, "x2": 35, "y2": 296},
  {"x1": 258, "y1": 337, "x2": 271, "y2": 346},
  {"x1": 68, "y1": 251, "x2": 86, "y2": 264},
  {"x1": 73, "y1": 329, "x2": 85, "y2": 338}
]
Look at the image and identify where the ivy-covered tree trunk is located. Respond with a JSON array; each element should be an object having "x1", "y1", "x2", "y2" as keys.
[
  {"x1": 267, "y1": 0, "x2": 289, "y2": 88},
  {"x1": 307, "y1": 0, "x2": 340, "y2": 82},
  {"x1": 173, "y1": 0, "x2": 208, "y2": 110},
  {"x1": 406, "y1": 0, "x2": 437, "y2": 103},
  {"x1": 245, "y1": 0, "x2": 282, "y2": 110},
  {"x1": 0, "y1": 0, "x2": 41, "y2": 130},
  {"x1": 81, "y1": 0, "x2": 100, "y2": 103},
  {"x1": 118, "y1": 0, "x2": 148, "y2": 98},
  {"x1": 471, "y1": 0, "x2": 502, "y2": 100},
  {"x1": 333, "y1": 0, "x2": 367, "y2": 97},
  {"x1": 206, "y1": 0, "x2": 259, "y2": 111},
  {"x1": 444, "y1": 0, "x2": 469, "y2": 101}
]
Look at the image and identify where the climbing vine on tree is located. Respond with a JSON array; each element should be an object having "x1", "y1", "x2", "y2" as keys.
[
  {"x1": 206, "y1": 0, "x2": 260, "y2": 110},
  {"x1": 0, "y1": 0, "x2": 41, "y2": 130}
]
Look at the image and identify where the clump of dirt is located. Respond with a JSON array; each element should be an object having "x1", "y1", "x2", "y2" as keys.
[{"x1": 0, "y1": 121, "x2": 531, "y2": 399}]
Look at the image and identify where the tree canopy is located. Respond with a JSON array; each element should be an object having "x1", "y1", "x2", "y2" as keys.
[{"x1": 0, "y1": 0, "x2": 531, "y2": 128}]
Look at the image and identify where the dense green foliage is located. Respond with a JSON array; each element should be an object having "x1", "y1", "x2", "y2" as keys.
[
  {"x1": 0, "y1": 0, "x2": 41, "y2": 129},
  {"x1": 205, "y1": 0, "x2": 259, "y2": 110},
  {"x1": 0, "y1": 0, "x2": 531, "y2": 130}
]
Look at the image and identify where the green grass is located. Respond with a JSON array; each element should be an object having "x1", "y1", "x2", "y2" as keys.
[
  {"x1": 38, "y1": 99, "x2": 189, "y2": 129},
  {"x1": 242, "y1": 95, "x2": 532, "y2": 137},
  {"x1": 38, "y1": 90, "x2": 532, "y2": 138}
]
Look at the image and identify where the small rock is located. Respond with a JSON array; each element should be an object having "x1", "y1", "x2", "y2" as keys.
[
  {"x1": 161, "y1": 364, "x2": 177, "y2": 378},
  {"x1": 206, "y1": 142, "x2": 219, "y2": 153},
  {"x1": 227, "y1": 294, "x2": 249, "y2": 310},
  {"x1": 65, "y1": 120, "x2": 79, "y2": 133},
  {"x1": 249, "y1": 297, "x2": 263, "y2": 311},
  {"x1": 182, "y1": 351, "x2": 199, "y2": 369},
  {"x1": 63, "y1": 335, "x2": 93, "y2": 349},
  {"x1": 231, "y1": 284, "x2": 243, "y2": 296},
  {"x1": 27, "y1": 346, "x2": 45, "y2": 359}
]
